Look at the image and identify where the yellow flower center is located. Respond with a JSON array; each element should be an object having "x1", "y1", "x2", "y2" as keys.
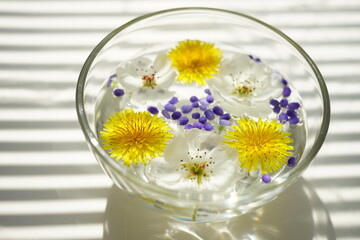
[
  {"x1": 182, "y1": 161, "x2": 209, "y2": 185},
  {"x1": 168, "y1": 39, "x2": 222, "y2": 85},
  {"x1": 142, "y1": 74, "x2": 157, "y2": 88},
  {"x1": 100, "y1": 109, "x2": 173, "y2": 166},
  {"x1": 223, "y1": 118, "x2": 294, "y2": 174},
  {"x1": 232, "y1": 84, "x2": 254, "y2": 97}
]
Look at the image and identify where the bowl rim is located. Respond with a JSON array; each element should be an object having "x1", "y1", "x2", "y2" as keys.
[{"x1": 76, "y1": 7, "x2": 331, "y2": 200}]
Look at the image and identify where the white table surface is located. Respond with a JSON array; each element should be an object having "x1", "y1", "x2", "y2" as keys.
[{"x1": 0, "y1": 0, "x2": 359, "y2": 239}]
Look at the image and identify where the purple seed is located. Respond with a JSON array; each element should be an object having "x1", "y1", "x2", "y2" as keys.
[
  {"x1": 204, "y1": 89, "x2": 211, "y2": 95},
  {"x1": 171, "y1": 111, "x2": 182, "y2": 120},
  {"x1": 287, "y1": 157, "x2": 297, "y2": 167},
  {"x1": 283, "y1": 87, "x2": 291, "y2": 97},
  {"x1": 221, "y1": 113, "x2": 231, "y2": 120},
  {"x1": 287, "y1": 109, "x2": 297, "y2": 118},
  {"x1": 181, "y1": 104, "x2": 193, "y2": 114},
  {"x1": 281, "y1": 78, "x2": 288, "y2": 86},
  {"x1": 280, "y1": 99, "x2": 288, "y2": 108},
  {"x1": 219, "y1": 119, "x2": 231, "y2": 126},
  {"x1": 289, "y1": 117, "x2": 300, "y2": 125},
  {"x1": 269, "y1": 99, "x2": 279, "y2": 107},
  {"x1": 184, "y1": 124, "x2": 193, "y2": 130},
  {"x1": 168, "y1": 97, "x2": 178, "y2": 104},
  {"x1": 288, "y1": 102, "x2": 300, "y2": 110},
  {"x1": 199, "y1": 116, "x2": 207, "y2": 124},
  {"x1": 204, "y1": 109, "x2": 215, "y2": 120},
  {"x1": 204, "y1": 122, "x2": 214, "y2": 131},
  {"x1": 190, "y1": 96, "x2": 198, "y2": 102},
  {"x1": 161, "y1": 110, "x2": 170, "y2": 119},
  {"x1": 279, "y1": 113, "x2": 288, "y2": 123},
  {"x1": 193, "y1": 122, "x2": 204, "y2": 129},
  {"x1": 192, "y1": 112, "x2": 200, "y2": 119},
  {"x1": 212, "y1": 106, "x2": 224, "y2": 116},
  {"x1": 113, "y1": 88, "x2": 125, "y2": 97},
  {"x1": 147, "y1": 106, "x2": 159, "y2": 114},
  {"x1": 191, "y1": 102, "x2": 199, "y2": 108},
  {"x1": 178, "y1": 117, "x2": 189, "y2": 125},
  {"x1": 164, "y1": 103, "x2": 176, "y2": 112},
  {"x1": 273, "y1": 106, "x2": 281, "y2": 114},
  {"x1": 262, "y1": 174, "x2": 271, "y2": 183},
  {"x1": 206, "y1": 95, "x2": 214, "y2": 103}
]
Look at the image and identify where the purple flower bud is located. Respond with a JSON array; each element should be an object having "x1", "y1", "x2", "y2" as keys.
[
  {"x1": 161, "y1": 110, "x2": 170, "y2": 119},
  {"x1": 219, "y1": 119, "x2": 232, "y2": 126},
  {"x1": 283, "y1": 87, "x2": 291, "y2": 97},
  {"x1": 286, "y1": 109, "x2": 297, "y2": 118},
  {"x1": 204, "y1": 89, "x2": 211, "y2": 95},
  {"x1": 171, "y1": 111, "x2": 182, "y2": 120},
  {"x1": 279, "y1": 113, "x2": 288, "y2": 123},
  {"x1": 269, "y1": 99, "x2": 279, "y2": 107},
  {"x1": 184, "y1": 124, "x2": 193, "y2": 130},
  {"x1": 191, "y1": 102, "x2": 199, "y2": 108},
  {"x1": 204, "y1": 122, "x2": 214, "y2": 131},
  {"x1": 289, "y1": 117, "x2": 300, "y2": 125},
  {"x1": 288, "y1": 102, "x2": 300, "y2": 110},
  {"x1": 193, "y1": 122, "x2": 204, "y2": 129},
  {"x1": 204, "y1": 109, "x2": 215, "y2": 120},
  {"x1": 206, "y1": 95, "x2": 214, "y2": 103},
  {"x1": 113, "y1": 88, "x2": 125, "y2": 97},
  {"x1": 190, "y1": 96, "x2": 198, "y2": 102},
  {"x1": 168, "y1": 97, "x2": 178, "y2": 104},
  {"x1": 262, "y1": 174, "x2": 271, "y2": 183},
  {"x1": 212, "y1": 106, "x2": 224, "y2": 116},
  {"x1": 221, "y1": 113, "x2": 231, "y2": 120},
  {"x1": 178, "y1": 116, "x2": 189, "y2": 125},
  {"x1": 147, "y1": 106, "x2": 159, "y2": 114},
  {"x1": 273, "y1": 106, "x2": 281, "y2": 114},
  {"x1": 192, "y1": 112, "x2": 200, "y2": 119},
  {"x1": 164, "y1": 103, "x2": 176, "y2": 112},
  {"x1": 287, "y1": 157, "x2": 297, "y2": 167},
  {"x1": 181, "y1": 104, "x2": 193, "y2": 114},
  {"x1": 280, "y1": 99, "x2": 288, "y2": 108},
  {"x1": 199, "y1": 116, "x2": 207, "y2": 124},
  {"x1": 281, "y1": 78, "x2": 288, "y2": 86}
]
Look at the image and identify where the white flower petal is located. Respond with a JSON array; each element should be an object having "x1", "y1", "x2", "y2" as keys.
[
  {"x1": 153, "y1": 52, "x2": 171, "y2": 72},
  {"x1": 163, "y1": 131, "x2": 189, "y2": 166},
  {"x1": 156, "y1": 70, "x2": 177, "y2": 89},
  {"x1": 131, "y1": 88, "x2": 174, "y2": 105},
  {"x1": 117, "y1": 75, "x2": 140, "y2": 91}
]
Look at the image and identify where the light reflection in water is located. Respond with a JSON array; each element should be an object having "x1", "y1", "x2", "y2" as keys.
[{"x1": 103, "y1": 178, "x2": 335, "y2": 240}]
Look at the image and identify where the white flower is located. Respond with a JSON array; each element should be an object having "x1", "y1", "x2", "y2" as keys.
[
  {"x1": 146, "y1": 128, "x2": 238, "y2": 192},
  {"x1": 207, "y1": 54, "x2": 283, "y2": 117},
  {"x1": 115, "y1": 52, "x2": 177, "y2": 105}
]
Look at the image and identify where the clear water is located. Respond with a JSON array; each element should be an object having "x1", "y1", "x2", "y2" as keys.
[{"x1": 94, "y1": 45, "x2": 307, "y2": 196}]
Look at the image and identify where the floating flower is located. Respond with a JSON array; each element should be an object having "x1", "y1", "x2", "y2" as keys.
[
  {"x1": 207, "y1": 54, "x2": 283, "y2": 117},
  {"x1": 168, "y1": 40, "x2": 222, "y2": 86},
  {"x1": 115, "y1": 52, "x2": 176, "y2": 105},
  {"x1": 146, "y1": 128, "x2": 238, "y2": 191},
  {"x1": 223, "y1": 118, "x2": 294, "y2": 176},
  {"x1": 100, "y1": 109, "x2": 173, "y2": 166}
]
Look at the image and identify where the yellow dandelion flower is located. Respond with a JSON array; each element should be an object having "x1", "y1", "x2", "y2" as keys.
[
  {"x1": 168, "y1": 39, "x2": 222, "y2": 85},
  {"x1": 223, "y1": 118, "x2": 294, "y2": 174},
  {"x1": 100, "y1": 109, "x2": 173, "y2": 166}
]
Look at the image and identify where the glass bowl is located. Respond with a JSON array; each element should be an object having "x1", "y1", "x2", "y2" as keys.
[{"x1": 76, "y1": 7, "x2": 330, "y2": 222}]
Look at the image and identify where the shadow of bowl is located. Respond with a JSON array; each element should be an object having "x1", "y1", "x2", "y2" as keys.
[{"x1": 103, "y1": 178, "x2": 335, "y2": 240}]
